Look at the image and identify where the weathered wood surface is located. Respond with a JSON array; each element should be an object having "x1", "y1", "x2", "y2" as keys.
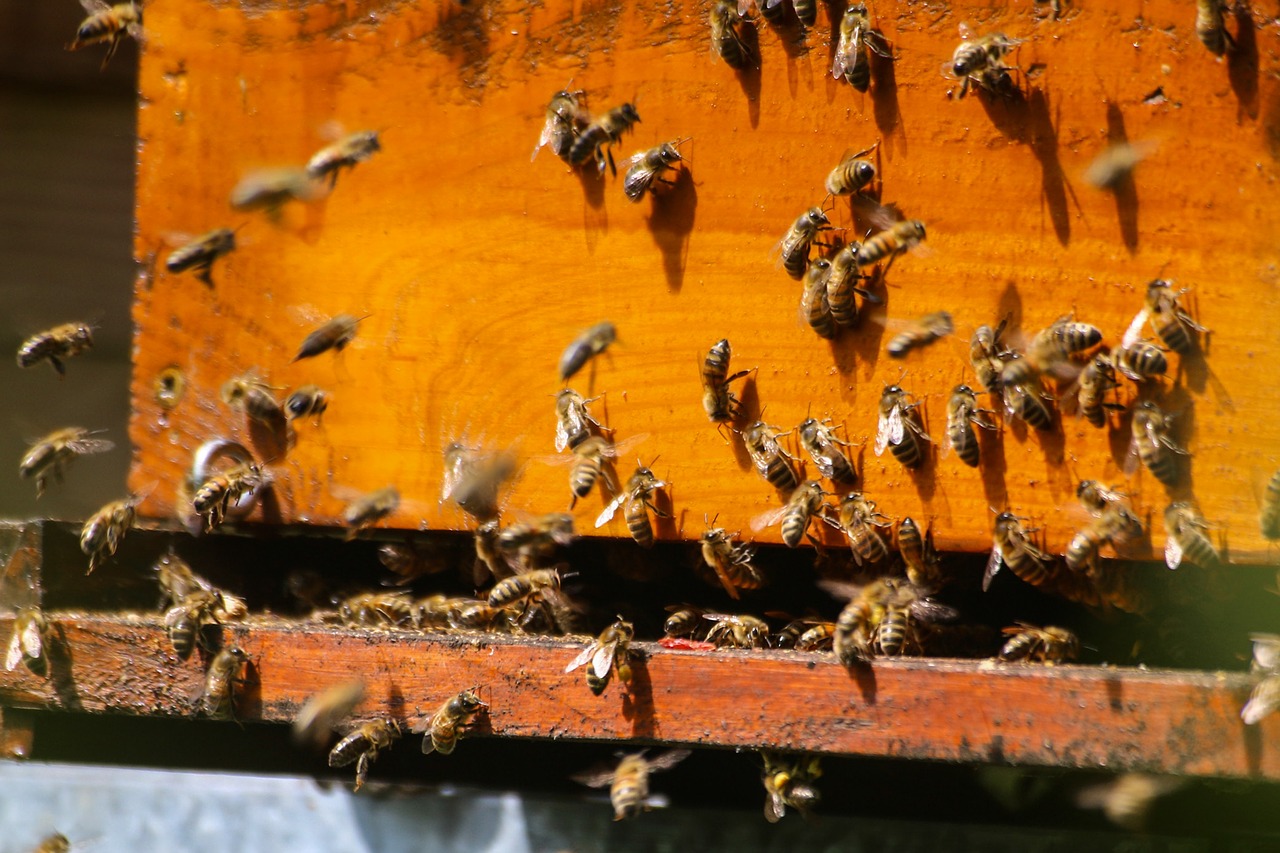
[{"x1": 131, "y1": 0, "x2": 1280, "y2": 561}]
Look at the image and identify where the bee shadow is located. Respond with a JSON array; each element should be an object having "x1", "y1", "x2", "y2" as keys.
[
  {"x1": 1229, "y1": 3, "x2": 1259, "y2": 120},
  {"x1": 248, "y1": 414, "x2": 291, "y2": 464},
  {"x1": 46, "y1": 622, "x2": 83, "y2": 711},
  {"x1": 978, "y1": 425, "x2": 1008, "y2": 509},
  {"x1": 1106, "y1": 403, "x2": 1135, "y2": 473},
  {"x1": 620, "y1": 656, "x2": 655, "y2": 737},
  {"x1": 842, "y1": 660, "x2": 877, "y2": 704},
  {"x1": 1162, "y1": 385, "x2": 1198, "y2": 503},
  {"x1": 647, "y1": 167, "x2": 698, "y2": 293},
  {"x1": 728, "y1": 376, "x2": 763, "y2": 473},
  {"x1": 234, "y1": 656, "x2": 264, "y2": 722},
  {"x1": 980, "y1": 85, "x2": 1073, "y2": 247},
  {"x1": 870, "y1": 41, "x2": 901, "y2": 142},
  {"x1": 653, "y1": 484, "x2": 679, "y2": 541},
  {"x1": 736, "y1": 23, "x2": 763, "y2": 129},
  {"x1": 1102, "y1": 102, "x2": 1139, "y2": 254}
]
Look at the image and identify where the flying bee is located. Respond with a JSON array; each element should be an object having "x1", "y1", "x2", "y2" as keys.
[
  {"x1": 999, "y1": 623, "x2": 1079, "y2": 663},
  {"x1": 1163, "y1": 502, "x2": 1221, "y2": 570},
  {"x1": 155, "y1": 556, "x2": 246, "y2": 618},
  {"x1": 31, "y1": 832, "x2": 71, "y2": 853},
  {"x1": 338, "y1": 592, "x2": 415, "y2": 628},
  {"x1": 823, "y1": 582, "x2": 875, "y2": 665},
  {"x1": 421, "y1": 688, "x2": 486, "y2": 755},
  {"x1": 943, "y1": 384, "x2": 995, "y2": 468},
  {"x1": 761, "y1": 752, "x2": 823, "y2": 823},
  {"x1": 1070, "y1": 352, "x2": 1122, "y2": 428},
  {"x1": 573, "y1": 749, "x2": 692, "y2": 821},
  {"x1": 897, "y1": 517, "x2": 945, "y2": 591},
  {"x1": 221, "y1": 371, "x2": 283, "y2": 425},
  {"x1": 835, "y1": 491, "x2": 891, "y2": 566},
  {"x1": 17, "y1": 322, "x2": 94, "y2": 377},
  {"x1": 441, "y1": 443, "x2": 517, "y2": 521},
  {"x1": 944, "y1": 25, "x2": 1022, "y2": 99},
  {"x1": 704, "y1": 613, "x2": 770, "y2": 648},
  {"x1": 874, "y1": 577, "x2": 959, "y2": 656},
  {"x1": 1195, "y1": 0, "x2": 1234, "y2": 55},
  {"x1": 797, "y1": 417, "x2": 857, "y2": 483},
  {"x1": 165, "y1": 588, "x2": 225, "y2": 658},
  {"x1": 1262, "y1": 470, "x2": 1280, "y2": 540},
  {"x1": 1083, "y1": 140, "x2": 1156, "y2": 190},
  {"x1": 1126, "y1": 401, "x2": 1186, "y2": 488},
  {"x1": 823, "y1": 142, "x2": 879, "y2": 196},
  {"x1": 1026, "y1": 315, "x2": 1103, "y2": 376},
  {"x1": 800, "y1": 258, "x2": 837, "y2": 340},
  {"x1": 67, "y1": 1, "x2": 142, "y2": 69},
  {"x1": 230, "y1": 168, "x2": 323, "y2": 213},
  {"x1": 1113, "y1": 340, "x2": 1168, "y2": 382},
  {"x1": 709, "y1": 1, "x2": 753, "y2": 70},
  {"x1": 886, "y1": 311, "x2": 954, "y2": 359},
  {"x1": 193, "y1": 461, "x2": 266, "y2": 531},
  {"x1": 1123, "y1": 279, "x2": 1208, "y2": 357},
  {"x1": 1242, "y1": 677, "x2": 1280, "y2": 725},
  {"x1": 19, "y1": 427, "x2": 114, "y2": 498},
  {"x1": 533, "y1": 88, "x2": 587, "y2": 162},
  {"x1": 566, "y1": 435, "x2": 624, "y2": 506},
  {"x1": 741, "y1": 421, "x2": 800, "y2": 491},
  {"x1": 875, "y1": 384, "x2": 930, "y2": 469},
  {"x1": 775, "y1": 207, "x2": 831, "y2": 281},
  {"x1": 595, "y1": 464, "x2": 668, "y2": 548},
  {"x1": 471, "y1": 519, "x2": 507, "y2": 584},
  {"x1": 293, "y1": 313, "x2": 365, "y2": 361},
  {"x1": 554, "y1": 389, "x2": 603, "y2": 452},
  {"x1": 341, "y1": 486, "x2": 399, "y2": 538},
  {"x1": 623, "y1": 141, "x2": 685, "y2": 202},
  {"x1": 306, "y1": 130, "x2": 381, "y2": 187},
  {"x1": 165, "y1": 228, "x2": 236, "y2": 287},
  {"x1": 285, "y1": 385, "x2": 329, "y2": 423},
  {"x1": 701, "y1": 338, "x2": 752, "y2": 425},
  {"x1": 832, "y1": 6, "x2": 890, "y2": 92},
  {"x1": 494, "y1": 513, "x2": 575, "y2": 570},
  {"x1": 999, "y1": 354, "x2": 1055, "y2": 431},
  {"x1": 559, "y1": 321, "x2": 617, "y2": 382},
  {"x1": 80, "y1": 493, "x2": 143, "y2": 574},
  {"x1": 1250, "y1": 633, "x2": 1280, "y2": 674},
  {"x1": 700, "y1": 525, "x2": 765, "y2": 599},
  {"x1": 329, "y1": 719, "x2": 401, "y2": 790},
  {"x1": 825, "y1": 241, "x2": 872, "y2": 327},
  {"x1": 293, "y1": 679, "x2": 365, "y2": 749},
  {"x1": 567, "y1": 103, "x2": 642, "y2": 176},
  {"x1": 5, "y1": 607, "x2": 51, "y2": 678},
  {"x1": 201, "y1": 646, "x2": 249, "y2": 720},
  {"x1": 751, "y1": 480, "x2": 825, "y2": 548},
  {"x1": 565, "y1": 617, "x2": 635, "y2": 694},
  {"x1": 984, "y1": 511, "x2": 1055, "y2": 592},
  {"x1": 857, "y1": 219, "x2": 926, "y2": 276},
  {"x1": 969, "y1": 319, "x2": 1011, "y2": 393}
]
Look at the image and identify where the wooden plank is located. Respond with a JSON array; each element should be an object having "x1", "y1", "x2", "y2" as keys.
[
  {"x1": 1, "y1": 615, "x2": 1276, "y2": 779},
  {"x1": 130, "y1": 0, "x2": 1280, "y2": 562}
]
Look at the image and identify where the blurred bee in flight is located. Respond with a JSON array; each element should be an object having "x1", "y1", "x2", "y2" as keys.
[
  {"x1": 67, "y1": 1, "x2": 142, "y2": 70},
  {"x1": 1025, "y1": 315, "x2": 1102, "y2": 376},
  {"x1": 285, "y1": 385, "x2": 329, "y2": 424},
  {"x1": 1195, "y1": 0, "x2": 1234, "y2": 55},
  {"x1": 886, "y1": 311, "x2": 954, "y2": 359},
  {"x1": 306, "y1": 129, "x2": 382, "y2": 188},
  {"x1": 341, "y1": 486, "x2": 400, "y2": 539},
  {"x1": 559, "y1": 321, "x2": 616, "y2": 383},
  {"x1": 221, "y1": 370, "x2": 284, "y2": 427},
  {"x1": 20, "y1": 427, "x2": 113, "y2": 498},
  {"x1": 441, "y1": 442, "x2": 517, "y2": 522},
  {"x1": 622, "y1": 140, "x2": 687, "y2": 202},
  {"x1": 81, "y1": 491, "x2": 146, "y2": 574},
  {"x1": 999, "y1": 354, "x2": 1055, "y2": 431},
  {"x1": 230, "y1": 168, "x2": 323, "y2": 216},
  {"x1": 17, "y1": 322, "x2": 94, "y2": 378},
  {"x1": 293, "y1": 313, "x2": 367, "y2": 362},
  {"x1": 760, "y1": 752, "x2": 822, "y2": 823},
  {"x1": 293, "y1": 679, "x2": 366, "y2": 750},
  {"x1": 572, "y1": 750, "x2": 693, "y2": 821},
  {"x1": 165, "y1": 228, "x2": 237, "y2": 287},
  {"x1": 532, "y1": 88, "x2": 587, "y2": 162},
  {"x1": 857, "y1": 219, "x2": 927, "y2": 278}
]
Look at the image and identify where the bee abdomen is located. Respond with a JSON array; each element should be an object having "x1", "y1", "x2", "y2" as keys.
[
  {"x1": 949, "y1": 423, "x2": 980, "y2": 468},
  {"x1": 875, "y1": 610, "x2": 907, "y2": 656},
  {"x1": 765, "y1": 457, "x2": 800, "y2": 491},
  {"x1": 793, "y1": 0, "x2": 817, "y2": 27},
  {"x1": 844, "y1": 53, "x2": 871, "y2": 92},
  {"x1": 1141, "y1": 448, "x2": 1180, "y2": 487},
  {"x1": 1011, "y1": 395, "x2": 1054, "y2": 431},
  {"x1": 1005, "y1": 552, "x2": 1055, "y2": 588},
  {"x1": 1262, "y1": 471, "x2": 1280, "y2": 540},
  {"x1": 571, "y1": 459, "x2": 602, "y2": 498},
  {"x1": 890, "y1": 432, "x2": 924, "y2": 469},
  {"x1": 625, "y1": 503, "x2": 655, "y2": 548}
]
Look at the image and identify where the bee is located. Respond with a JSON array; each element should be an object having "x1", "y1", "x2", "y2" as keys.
[
  {"x1": 329, "y1": 719, "x2": 401, "y2": 790},
  {"x1": 623, "y1": 141, "x2": 685, "y2": 202},
  {"x1": 1262, "y1": 470, "x2": 1280, "y2": 540},
  {"x1": 284, "y1": 385, "x2": 329, "y2": 423},
  {"x1": 154, "y1": 552, "x2": 209, "y2": 607},
  {"x1": 5, "y1": 607, "x2": 51, "y2": 678},
  {"x1": 554, "y1": 389, "x2": 603, "y2": 452},
  {"x1": 293, "y1": 313, "x2": 364, "y2": 362},
  {"x1": 441, "y1": 443, "x2": 517, "y2": 521},
  {"x1": 775, "y1": 207, "x2": 831, "y2": 281},
  {"x1": 341, "y1": 486, "x2": 399, "y2": 538},
  {"x1": 825, "y1": 242, "x2": 870, "y2": 327},
  {"x1": 1242, "y1": 677, "x2": 1280, "y2": 725},
  {"x1": 664, "y1": 605, "x2": 707, "y2": 640},
  {"x1": 532, "y1": 89, "x2": 587, "y2": 162},
  {"x1": 710, "y1": 1, "x2": 753, "y2": 70},
  {"x1": 752, "y1": 480, "x2": 825, "y2": 548},
  {"x1": 595, "y1": 464, "x2": 668, "y2": 548},
  {"x1": 704, "y1": 613, "x2": 769, "y2": 648},
  {"x1": 1163, "y1": 502, "x2": 1221, "y2": 570},
  {"x1": 19, "y1": 427, "x2": 114, "y2": 498},
  {"x1": 565, "y1": 617, "x2": 635, "y2": 694},
  {"x1": 761, "y1": 752, "x2": 822, "y2": 823},
  {"x1": 829, "y1": 584, "x2": 875, "y2": 665},
  {"x1": 999, "y1": 354, "x2": 1055, "y2": 431},
  {"x1": 999, "y1": 624, "x2": 1079, "y2": 663},
  {"x1": 792, "y1": 0, "x2": 818, "y2": 27},
  {"x1": 494, "y1": 513, "x2": 576, "y2": 570},
  {"x1": 165, "y1": 588, "x2": 225, "y2": 658},
  {"x1": 794, "y1": 622, "x2": 836, "y2": 651},
  {"x1": 230, "y1": 168, "x2": 322, "y2": 213},
  {"x1": 1075, "y1": 773, "x2": 1185, "y2": 832},
  {"x1": 1072, "y1": 352, "x2": 1122, "y2": 428},
  {"x1": 67, "y1": 1, "x2": 142, "y2": 69},
  {"x1": 699, "y1": 525, "x2": 765, "y2": 599},
  {"x1": 338, "y1": 592, "x2": 415, "y2": 628},
  {"x1": 796, "y1": 417, "x2": 857, "y2": 483},
  {"x1": 165, "y1": 228, "x2": 236, "y2": 287},
  {"x1": 1195, "y1": 0, "x2": 1234, "y2": 55},
  {"x1": 943, "y1": 384, "x2": 995, "y2": 468},
  {"x1": 559, "y1": 321, "x2": 617, "y2": 382},
  {"x1": 573, "y1": 749, "x2": 692, "y2": 821},
  {"x1": 472, "y1": 520, "x2": 507, "y2": 584},
  {"x1": 568, "y1": 435, "x2": 622, "y2": 505},
  {"x1": 1113, "y1": 340, "x2": 1168, "y2": 382},
  {"x1": 306, "y1": 130, "x2": 381, "y2": 187},
  {"x1": 984, "y1": 512, "x2": 1055, "y2": 592},
  {"x1": 488, "y1": 568, "x2": 564, "y2": 610},
  {"x1": 193, "y1": 461, "x2": 267, "y2": 531},
  {"x1": 1075, "y1": 481, "x2": 1126, "y2": 515},
  {"x1": 832, "y1": 6, "x2": 889, "y2": 92},
  {"x1": 897, "y1": 517, "x2": 945, "y2": 591},
  {"x1": 1124, "y1": 280, "x2": 1208, "y2": 357},
  {"x1": 293, "y1": 679, "x2": 366, "y2": 749},
  {"x1": 1126, "y1": 401, "x2": 1185, "y2": 488},
  {"x1": 886, "y1": 311, "x2": 954, "y2": 359},
  {"x1": 378, "y1": 540, "x2": 452, "y2": 585},
  {"x1": 875, "y1": 384, "x2": 930, "y2": 469},
  {"x1": 969, "y1": 319, "x2": 1011, "y2": 393},
  {"x1": 1250, "y1": 633, "x2": 1280, "y2": 674},
  {"x1": 1026, "y1": 316, "x2": 1103, "y2": 375},
  {"x1": 945, "y1": 26, "x2": 1022, "y2": 99},
  {"x1": 80, "y1": 493, "x2": 142, "y2": 574},
  {"x1": 421, "y1": 688, "x2": 486, "y2": 755},
  {"x1": 857, "y1": 219, "x2": 926, "y2": 275},
  {"x1": 450, "y1": 600, "x2": 508, "y2": 631},
  {"x1": 17, "y1": 322, "x2": 94, "y2": 377},
  {"x1": 567, "y1": 103, "x2": 642, "y2": 176},
  {"x1": 835, "y1": 491, "x2": 891, "y2": 566},
  {"x1": 701, "y1": 338, "x2": 752, "y2": 425},
  {"x1": 221, "y1": 371, "x2": 284, "y2": 425},
  {"x1": 201, "y1": 646, "x2": 249, "y2": 720},
  {"x1": 1066, "y1": 502, "x2": 1144, "y2": 575},
  {"x1": 875, "y1": 578, "x2": 958, "y2": 656},
  {"x1": 824, "y1": 143, "x2": 879, "y2": 196},
  {"x1": 31, "y1": 833, "x2": 71, "y2": 853},
  {"x1": 800, "y1": 258, "x2": 837, "y2": 339},
  {"x1": 741, "y1": 421, "x2": 800, "y2": 491},
  {"x1": 1083, "y1": 140, "x2": 1156, "y2": 190}
]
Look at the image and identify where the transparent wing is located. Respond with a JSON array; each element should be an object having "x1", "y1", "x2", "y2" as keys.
[
  {"x1": 1122, "y1": 432, "x2": 1142, "y2": 477},
  {"x1": 564, "y1": 642, "x2": 598, "y2": 674},
  {"x1": 79, "y1": 0, "x2": 110, "y2": 14},
  {"x1": 554, "y1": 418, "x2": 570, "y2": 453},
  {"x1": 532, "y1": 117, "x2": 555, "y2": 162},
  {"x1": 1122, "y1": 308, "x2": 1149, "y2": 349},
  {"x1": 749, "y1": 505, "x2": 789, "y2": 534},
  {"x1": 941, "y1": 412, "x2": 956, "y2": 459},
  {"x1": 831, "y1": 34, "x2": 853, "y2": 79},
  {"x1": 982, "y1": 544, "x2": 1004, "y2": 592},
  {"x1": 594, "y1": 493, "x2": 628, "y2": 528},
  {"x1": 591, "y1": 641, "x2": 617, "y2": 679},
  {"x1": 887, "y1": 406, "x2": 905, "y2": 446},
  {"x1": 19, "y1": 619, "x2": 43, "y2": 662},
  {"x1": 4, "y1": 629, "x2": 24, "y2": 671},
  {"x1": 874, "y1": 412, "x2": 891, "y2": 456},
  {"x1": 647, "y1": 748, "x2": 693, "y2": 772},
  {"x1": 66, "y1": 438, "x2": 115, "y2": 456},
  {"x1": 571, "y1": 767, "x2": 617, "y2": 789},
  {"x1": 1164, "y1": 535, "x2": 1182, "y2": 570},
  {"x1": 765, "y1": 791, "x2": 786, "y2": 823}
]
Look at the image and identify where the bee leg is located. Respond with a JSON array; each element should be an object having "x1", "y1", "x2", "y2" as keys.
[
  {"x1": 196, "y1": 264, "x2": 214, "y2": 288},
  {"x1": 607, "y1": 147, "x2": 617, "y2": 178},
  {"x1": 100, "y1": 35, "x2": 121, "y2": 71},
  {"x1": 49, "y1": 357, "x2": 66, "y2": 378},
  {"x1": 353, "y1": 752, "x2": 369, "y2": 791}
]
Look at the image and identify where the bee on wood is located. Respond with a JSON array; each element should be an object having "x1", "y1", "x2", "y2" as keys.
[
  {"x1": 825, "y1": 242, "x2": 871, "y2": 328},
  {"x1": 1262, "y1": 470, "x2": 1280, "y2": 541},
  {"x1": 330, "y1": 719, "x2": 401, "y2": 790},
  {"x1": 800, "y1": 258, "x2": 837, "y2": 340},
  {"x1": 565, "y1": 617, "x2": 635, "y2": 694},
  {"x1": 293, "y1": 679, "x2": 366, "y2": 749},
  {"x1": 306, "y1": 130, "x2": 381, "y2": 188},
  {"x1": 761, "y1": 752, "x2": 822, "y2": 823},
  {"x1": 897, "y1": 517, "x2": 945, "y2": 591},
  {"x1": 874, "y1": 578, "x2": 959, "y2": 656},
  {"x1": 709, "y1": 1, "x2": 753, "y2": 70},
  {"x1": 193, "y1": 461, "x2": 267, "y2": 531},
  {"x1": 595, "y1": 463, "x2": 668, "y2": 548},
  {"x1": 573, "y1": 749, "x2": 692, "y2": 821},
  {"x1": 944, "y1": 25, "x2": 1022, "y2": 99},
  {"x1": 201, "y1": 646, "x2": 249, "y2": 720},
  {"x1": 488, "y1": 568, "x2": 564, "y2": 611},
  {"x1": 559, "y1": 321, "x2": 617, "y2": 382},
  {"x1": 704, "y1": 613, "x2": 770, "y2": 648},
  {"x1": 221, "y1": 371, "x2": 284, "y2": 426},
  {"x1": 797, "y1": 417, "x2": 857, "y2": 483},
  {"x1": 155, "y1": 554, "x2": 246, "y2": 615},
  {"x1": 741, "y1": 421, "x2": 800, "y2": 491},
  {"x1": 998, "y1": 623, "x2": 1079, "y2": 663},
  {"x1": 824, "y1": 143, "x2": 879, "y2": 197},
  {"x1": 1076, "y1": 480, "x2": 1126, "y2": 515},
  {"x1": 1124, "y1": 279, "x2": 1208, "y2": 357},
  {"x1": 338, "y1": 592, "x2": 415, "y2": 629},
  {"x1": 532, "y1": 89, "x2": 587, "y2": 162},
  {"x1": 292, "y1": 313, "x2": 365, "y2": 362},
  {"x1": 17, "y1": 322, "x2": 94, "y2": 377},
  {"x1": 969, "y1": 319, "x2": 1011, "y2": 393},
  {"x1": 284, "y1": 385, "x2": 329, "y2": 423},
  {"x1": 875, "y1": 384, "x2": 930, "y2": 469},
  {"x1": 1113, "y1": 340, "x2": 1168, "y2": 382},
  {"x1": 554, "y1": 389, "x2": 603, "y2": 452},
  {"x1": 1195, "y1": 0, "x2": 1234, "y2": 55},
  {"x1": 623, "y1": 141, "x2": 685, "y2": 202},
  {"x1": 165, "y1": 228, "x2": 236, "y2": 287},
  {"x1": 441, "y1": 443, "x2": 517, "y2": 522},
  {"x1": 165, "y1": 588, "x2": 225, "y2": 658},
  {"x1": 1068, "y1": 352, "x2": 1122, "y2": 428},
  {"x1": 886, "y1": 311, "x2": 954, "y2": 359},
  {"x1": 449, "y1": 600, "x2": 508, "y2": 632},
  {"x1": 19, "y1": 427, "x2": 113, "y2": 498},
  {"x1": 1026, "y1": 315, "x2": 1103, "y2": 376},
  {"x1": 835, "y1": 491, "x2": 891, "y2": 566},
  {"x1": 984, "y1": 512, "x2": 1054, "y2": 592},
  {"x1": 230, "y1": 168, "x2": 323, "y2": 214},
  {"x1": 494, "y1": 514, "x2": 575, "y2": 571},
  {"x1": 824, "y1": 582, "x2": 874, "y2": 665},
  {"x1": 5, "y1": 607, "x2": 51, "y2": 678},
  {"x1": 341, "y1": 486, "x2": 399, "y2": 538},
  {"x1": 699, "y1": 525, "x2": 765, "y2": 599},
  {"x1": 999, "y1": 354, "x2": 1055, "y2": 431},
  {"x1": 775, "y1": 207, "x2": 831, "y2": 281},
  {"x1": 80, "y1": 493, "x2": 142, "y2": 574},
  {"x1": 943, "y1": 384, "x2": 995, "y2": 468},
  {"x1": 1126, "y1": 401, "x2": 1186, "y2": 488},
  {"x1": 1242, "y1": 677, "x2": 1280, "y2": 725},
  {"x1": 568, "y1": 103, "x2": 641, "y2": 176},
  {"x1": 832, "y1": 5, "x2": 889, "y2": 92},
  {"x1": 751, "y1": 480, "x2": 825, "y2": 548},
  {"x1": 1163, "y1": 502, "x2": 1221, "y2": 570},
  {"x1": 701, "y1": 338, "x2": 752, "y2": 426},
  {"x1": 67, "y1": 1, "x2": 141, "y2": 69},
  {"x1": 857, "y1": 219, "x2": 926, "y2": 276},
  {"x1": 421, "y1": 688, "x2": 486, "y2": 755}
]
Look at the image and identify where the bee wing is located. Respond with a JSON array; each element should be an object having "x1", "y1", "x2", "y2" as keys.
[
  {"x1": 764, "y1": 790, "x2": 787, "y2": 824},
  {"x1": 831, "y1": 37, "x2": 852, "y2": 79},
  {"x1": 79, "y1": 0, "x2": 110, "y2": 13},
  {"x1": 982, "y1": 544, "x2": 1004, "y2": 592},
  {"x1": 874, "y1": 412, "x2": 892, "y2": 456},
  {"x1": 564, "y1": 641, "x2": 598, "y2": 674},
  {"x1": 554, "y1": 418, "x2": 571, "y2": 453},
  {"x1": 749, "y1": 505, "x2": 789, "y2": 534},
  {"x1": 1121, "y1": 308, "x2": 1150, "y2": 349},
  {"x1": 594, "y1": 492, "x2": 629, "y2": 528},
  {"x1": 887, "y1": 406, "x2": 905, "y2": 446},
  {"x1": 941, "y1": 412, "x2": 956, "y2": 459},
  {"x1": 646, "y1": 748, "x2": 693, "y2": 772},
  {"x1": 531, "y1": 117, "x2": 556, "y2": 162},
  {"x1": 1242, "y1": 679, "x2": 1280, "y2": 725},
  {"x1": 591, "y1": 641, "x2": 617, "y2": 679},
  {"x1": 958, "y1": 20, "x2": 975, "y2": 40},
  {"x1": 909, "y1": 599, "x2": 960, "y2": 624},
  {"x1": 737, "y1": 0, "x2": 754, "y2": 14},
  {"x1": 4, "y1": 626, "x2": 24, "y2": 671},
  {"x1": 816, "y1": 579, "x2": 862, "y2": 601},
  {"x1": 1164, "y1": 535, "x2": 1183, "y2": 570},
  {"x1": 604, "y1": 434, "x2": 649, "y2": 459},
  {"x1": 621, "y1": 149, "x2": 652, "y2": 172},
  {"x1": 571, "y1": 766, "x2": 617, "y2": 789},
  {"x1": 65, "y1": 438, "x2": 115, "y2": 456}
]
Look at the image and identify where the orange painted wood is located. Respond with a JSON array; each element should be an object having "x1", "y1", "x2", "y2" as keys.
[
  {"x1": 1, "y1": 614, "x2": 1277, "y2": 778},
  {"x1": 130, "y1": 0, "x2": 1280, "y2": 562}
]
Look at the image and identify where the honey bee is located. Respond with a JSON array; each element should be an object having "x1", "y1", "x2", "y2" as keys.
[
  {"x1": 984, "y1": 511, "x2": 1054, "y2": 592},
  {"x1": 230, "y1": 168, "x2": 323, "y2": 213},
  {"x1": 472, "y1": 520, "x2": 507, "y2": 584},
  {"x1": 1262, "y1": 470, "x2": 1280, "y2": 540},
  {"x1": 165, "y1": 228, "x2": 236, "y2": 287},
  {"x1": 421, "y1": 688, "x2": 486, "y2": 755},
  {"x1": 875, "y1": 384, "x2": 930, "y2": 469},
  {"x1": 488, "y1": 568, "x2": 564, "y2": 610},
  {"x1": 165, "y1": 588, "x2": 225, "y2": 658},
  {"x1": 699, "y1": 525, "x2": 765, "y2": 599},
  {"x1": 1126, "y1": 401, "x2": 1185, "y2": 488},
  {"x1": 701, "y1": 338, "x2": 752, "y2": 425},
  {"x1": 825, "y1": 242, "x2": 871, "y2": 327},
  {"x1": 664, "y1": 605, "x2": 708, "y2": 639},
  {"x1": 565, "y1": 618, "x2": 635, "y2": 694},
  {"x1": 886, "y1": 311, "x2": 954, "y2": 359},
  {"x1": 827, "y1": 583, "x2": 874, "y2": 665},
  {"x1": 792, "y1": 0, "x2": 818, "y2": 27},
  {"x1": 329, "y1": 719, "x2": 401, "y2": 790},
  {"x1": 378, "y1": 540, "x2": 453, "y2": 585},
  {"x1": 306, "y1": 130, "x2": 381, "y2": 187},
  {"x1": 1249, "y1": 633, "x2": 1280, "y2": 674},
  {"x1": 193, "y1": 461, "x2": 267, "y2": 531},
  {"x1": 595, "y1": 464, "x2": 668, "y2": 548},
  {"x1": 221, "y1": 371, "x2": 284, "y2": 425},
  {"x1": 943, "y1": 384, "x2": 995, "y2": 468},
  {"x1": 623, "y1": 141, "x2": 685, "y2": 202},
  {"x1": 201, "y1": 646, "x2": 249, "y2": 720},
  {"x1": 1026, "y1": 315, "x2": 1103, "y2": 376},
  {"x1": 80, "y1": 493, "x2": 142, "y2": 574},
  {"x1": 1075, "y1": 773, "x2": 1185, "y2": 832},
  {"x1": 800, "y1": 258, "x2": 837, "y2": 339},
  {"x1": 945, "y1": 25, "x2": 1022, "y2": 99},
  {"x1": 1242, "y1": 677, "x2": 1280, "y2": 725},
  {"x1": 741, "y1": 421, "x2": 800, "y2": 491},
  {"x1": 794, "y1": 622, "x2": 836, "y2": 651},
  {"x1": 568, "y1": 103, "x2": 642, "y2": 176},
  {"x1": 1113, "y1": 341, "x2": 1168, "y2": 382},
  {"x1": 999, "y1": 354, "x2": 1055, "y2": 431},
  {"x1": 533, "y1": 89, "x2": 587, "y2": 162},
  {"x1": 494, "y1": 513, "x2": 576, "y2": 570},
  {"x1": 761, "y1": 752, "x2": 822, "y2": 823},
  {"x1": 554, "y1": 389, "x2": 603, "y2": 452},
  {"x1": 824, "y1": 143, "x2": 879, "y2": 196},
  {"x1": 559, "y1": 321, "x2": 617, "y2": 382},
  {"x1": 567, "y1": 435, "x2": 623, "y2": 505},
  {"x1": 897, "y1": 517, "x2": 945, "y2": 591},
  {"x1": 1163, "y1": 502, "x2": 1221, "y2": 570},
  {"x1": 19, "y1": 427, "x2": 114, "y2": 498},
  {"x1": 775, "y1": 207, "x2": 831, "y2": 281},
  {"x1": 704, "y1": 613, "x2": 770, "y2": 648},
  {"x1": 1075, "y1": 480, "x2": 1128, "y2": 516},
  {"x1": 710, "y1": 1, "x2": 753, "y2": 70},
  {"x1": 341, "y1": 486, "x2": 399, "y2": 538},
  {"x1": 969, "y1": 319, "x2": 1010, "y2": 393},
  {"x1": 1123, "y1": 279, "x2": 1208, "y2": 357},
  {"x1": 441, "y1": 443, "x2": 517, "y2": 522},
  {"x1": 857, "y1": 219, "x2": 926, "y2": 275},
  {"x1": 998, "y1": 623, "x2": 1079, "y2": 663},
  {"x1": 1195, "y1": 0, "x2": 1234, "y2": 55},
  {"x1": 31, "y1": 832, "x2": 71, "y2": 853},
  {"x1": 796, "y1": 417, "x2": 857, "y2": 483},
  {"x1": 1083, "y1": 140, "x2": 1156, "y2": 190},
  {"x1": 5, "y1": 607, "x2": 51, "y2": 678},
  {"x1": 293, "y1": 679, "x2": 366, "y2": 749},
  {"x1": 292, "y1": 313, "x2": 365, "y2": 362},
  {"x1": 450, "y1": 599, "x2": 508, "y2": 632},
  {"x1": 835, "y1": 491, "x2": 891, "y2": 566},
  {"x1": 751, "y1": 480, "x2": 825, "y2": 548},
  {"x1": 67, "y1": 1, "x2": 142, "y2": 69},
  {"x1": 573, "y1": 749, "x2": 692, "y2": 821},
  {"x1": 154, "y1": 555, "x2": 246, "y2": 617},
  {"x1": 1065, "y1": 502, "x2": 1144, "y2": 575},
  {"x1": 284, "y1": 385, "x2": 329, "y2": 423},
  {"x1": 338, "y1": 592, "x2": 415, "y2": 629},
  {"x1": 875, "y1": 578, "x2": 958, "y2": 656},
  {"x1": 1071, "y1": 352, "x2": 1122, "y2": 428},
  {"x1": 832, "y1": 6, "x2": 889, "y2": 92},
  {"x1": 17, "y1": 322, "x2": 94, "y2": 377}
]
